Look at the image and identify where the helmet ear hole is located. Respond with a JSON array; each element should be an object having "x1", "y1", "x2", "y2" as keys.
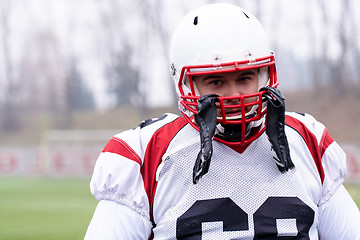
[
  {"x1": 242, "y1": 11, "x2": 250, "y2": 19},
  {"x1": 193, "y1": 16, "x2": 198, "y2": 25}
]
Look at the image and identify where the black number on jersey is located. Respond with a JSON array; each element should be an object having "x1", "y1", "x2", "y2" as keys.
[
  {"x1": 176, "y1": 197, "x2": 314, "y2": 239},
  {"x1": 176, "y1": 198, "x2": 248, "y2": 238}
]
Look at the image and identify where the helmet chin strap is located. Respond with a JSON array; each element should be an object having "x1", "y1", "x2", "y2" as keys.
[
  {"x1": 193, "y1": 94, "x2": 219, "y2": 184},
  {"x1": 260, "y1": 87, "x2": 295, "y2": 172}
]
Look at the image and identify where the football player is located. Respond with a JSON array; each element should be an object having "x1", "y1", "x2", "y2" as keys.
[{"x1": 85, "y1": 3, "x2": 360, "y2": 239}]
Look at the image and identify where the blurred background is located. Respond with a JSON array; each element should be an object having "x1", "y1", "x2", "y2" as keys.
[{"x1": 0, "y1": 0, "x2": 359, "y2": 239}]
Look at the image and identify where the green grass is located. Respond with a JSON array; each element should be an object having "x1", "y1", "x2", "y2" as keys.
[
  {"x1": 0, "y1": 177, "x2": 97, "y2": 240},
  {"x1": 344, "y1": 183, "x2": 360, "y2": 207},
  {"x1": 0, "y1": 178, "x2": 358, "y2": 240}
]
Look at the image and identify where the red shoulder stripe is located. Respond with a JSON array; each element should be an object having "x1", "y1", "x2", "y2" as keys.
[
  {"x1": 285, "y1": 115, "x2": 325, "y2": 183},
  {"x1": 319, "y1": 129, "x2": 334, "y2": 158},
  {"x1": 141, "y1": 116, "x2": 188, "y2": 225},
  {"x1": 102, "y1": 137, "x2": 142, "y2": 166}
]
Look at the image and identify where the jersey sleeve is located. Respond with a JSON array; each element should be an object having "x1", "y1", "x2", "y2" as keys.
[
  {"x1": 319, "y1": 136, "x2": 347, "y2": 205},
  {"x1": 286, "y1": 112, "x2": 347, "y2": 204},
  {"x1": 304, "y1": 113, "x2": 347, "y2": 205},
  {"x1": 86, "y1": 125, "x2": 154, "y2": 240},
  {"x1": 86, "y1": 113, "x2": 181, "y2": 238},
  {"x1": 286, "y1": 112, "x2": 359, "y2": 236},
  {"x1": 84, "y1": 200, "x2": 152, "y2": 240},
  {"x1": 89, "y1": 127, "x2": 150, "y2": 218},
  {"x1": 318, "y1": 185, "x2": 360, "y2": 239}
]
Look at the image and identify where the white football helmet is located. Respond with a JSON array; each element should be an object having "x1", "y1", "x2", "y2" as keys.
[{"x1": 169, "y1": 3, "x2": 278, "y2": 146}]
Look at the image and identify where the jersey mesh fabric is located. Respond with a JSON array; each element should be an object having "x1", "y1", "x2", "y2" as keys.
[{"x1": 152, "y1": 124, "x2": 319, "y2": 239}]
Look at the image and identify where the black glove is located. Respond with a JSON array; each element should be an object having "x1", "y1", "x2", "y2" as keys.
[
  {"x1": 260, "y1": 87, "x2": 295, "y2": 172},
  {"x1": 193, "y1": 94, "x2": 219, "y2": 184}
]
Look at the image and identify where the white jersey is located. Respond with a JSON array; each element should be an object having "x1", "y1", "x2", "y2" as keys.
[{"x1": 85, "y1": 112, "x2": 360, "y2": 239}]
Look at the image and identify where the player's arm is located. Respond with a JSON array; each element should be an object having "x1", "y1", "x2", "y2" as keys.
[
  {"x1": 304, "y1": 116, "x2": 360, "y2": 238},
  {"x1": 85, "y1": 128, "x2": 152, "y2": 239},
  {"x1": 318, "y1": 184, "x2": 360, "y2": 239},
  {"x1": 84, "y1": 200, "x2": 152, "y2": 240}
]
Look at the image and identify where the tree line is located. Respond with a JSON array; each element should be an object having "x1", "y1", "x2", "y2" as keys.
[{"x1": 0, "y1": 0, "x2": 359, "y2": 134}]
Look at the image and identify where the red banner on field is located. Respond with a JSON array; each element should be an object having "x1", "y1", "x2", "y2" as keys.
[
  {"x1": 0, "y1": 146, "x2": 100, "y2": 177},
  {"x1": 0, "y1": 145, "x2": 359, "y2": 181}
]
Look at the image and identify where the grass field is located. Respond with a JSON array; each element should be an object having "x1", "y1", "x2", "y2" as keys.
[
  {"x1": 0, "y1": 178, "x2": 97, "y2": 240},
  {"x1": 344, "y1": 182, "x2": 360, "y2": 207},
  {"x1": 0, "y1": 178, "x2": 359, "y2": 240}
]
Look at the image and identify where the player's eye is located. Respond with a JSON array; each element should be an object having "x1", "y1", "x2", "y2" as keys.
[
  {"x1": 239, "y1": 75, "x2": 253, "y2": 81},
  {"x1": 209, "y1": 79, "x2": 223, "y2": 85}
]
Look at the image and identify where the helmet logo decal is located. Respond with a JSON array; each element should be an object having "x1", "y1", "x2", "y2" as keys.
[
  {"x1": 213, "y1": 55, "x2": 222, "y2": 69},
  {"x1": 170, "y1": 63, "x2": 176, "y2": 76}
]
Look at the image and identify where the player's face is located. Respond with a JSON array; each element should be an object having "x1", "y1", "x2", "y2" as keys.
[{"x1": 193, "y1": 69, "x2": 259, "y2": 119}]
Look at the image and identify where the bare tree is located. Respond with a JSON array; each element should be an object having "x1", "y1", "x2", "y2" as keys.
[
  {"x1": 14, "y1": 1, "x2": 96, "y2": 131},
  {"x1": 331, "y1": 0, "x2": 350, "y2": 94},
  {"x1": 61, "y1": 2, "x2": 95, "y2": 114},
  {"x1": 338, "y1": 0, "x2": 359, "y2": 90},
  {"x1": 0, "y1": 0, "x2": 20, "y2": 132},
  {"x1": 132, "y1": 0, "x2": 177, "y2": 109},
  {"x1": 93, "y1": 1, "x2": 143, "y2": 110},
  {"x1": 314, "y1": 0, "x2": 359, "y2": 95},
  {"x1": 308, "y1": 0, "x2": 329, "y2": 92},
  {"x1": 348, "y1": 1, "x2": 360, "y2": 88},
  {"x1": 20, "y1": 25, "x2": 73, "y2": 128}
]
